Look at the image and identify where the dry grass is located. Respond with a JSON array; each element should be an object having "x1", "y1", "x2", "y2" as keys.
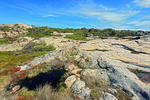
[
  {"x1": 81, "y1": 75, "x2": 132, "y2": 100},
  {"x1": 114, "y1": 89, "x2": 132, "y2": 100},
  {"x1": 34, "y1": 84, "x2": 73, "y2": 100},
  {"x1": 81, "y1": 75, "x2": 110, "y2": 99}
]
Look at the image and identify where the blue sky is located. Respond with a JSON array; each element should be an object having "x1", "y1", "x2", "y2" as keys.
[{"x1": 0, "y1": 0, "x2": 150, "y2": 30}]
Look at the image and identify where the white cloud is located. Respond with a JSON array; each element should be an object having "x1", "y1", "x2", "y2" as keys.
[
  {"x1": 82, "y1": 10, "x2": 139, "y2": 23},
  {"x1": 42, "y1": 14, "x2": 56, "y2": 17},
  {"x1": 74, "y1": 0, "x2": 139, "y2": 24},
  {"x1": 128, "y1": 21, "x2": 150, "y2": 26},
  {"x1": 144, "y1": 15, "x2": 150, "y2": 18},
  {"x1": 99, "y1": 4, "x2": 114, "y2": 11},
  {"x1": 134, "y1": 0, "x2": 150, "y2": 8}
]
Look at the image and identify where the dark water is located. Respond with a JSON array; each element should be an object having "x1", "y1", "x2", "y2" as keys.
[
  {"x1": 19, "y1": 70, "x2": 66, "y2": 90},
  {"x1": 136, "y1": 72, "x2": 150, "y2": 83}
]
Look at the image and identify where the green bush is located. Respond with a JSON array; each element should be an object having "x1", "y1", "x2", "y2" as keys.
[
  {"x1": 65, "y1": 34, "x2": 87, "y2": 40},
  {"x1": 26, "y1": 27, "x2": 53, "y2": 38}
]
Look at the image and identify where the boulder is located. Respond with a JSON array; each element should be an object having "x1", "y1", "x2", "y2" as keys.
[
  {"x1": 65, "y1": 64, "x2": 78, "y2": 71},
  {"x1": 65, "y1": 75, "x2": 76, "y2": 88},
  {"x1": 11, "y1": 85, "x2": 20, "y2": 93},
  {"x1": 81, "y1": 69, "x2": 109, "y2": 82},
  {"x1": 71, "y1": 80, "x2": 91, "y2": 99}
]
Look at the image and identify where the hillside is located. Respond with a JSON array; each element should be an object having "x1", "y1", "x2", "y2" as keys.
[
  {"x1": 0, "y1": 24, "x2": 150, "y2": 100},
  {"x1": 0, "y1": 24, "x2": 32, "y2": 38}
]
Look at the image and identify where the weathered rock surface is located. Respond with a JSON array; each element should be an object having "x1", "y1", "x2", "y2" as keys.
[
  {"x1": 0, "y1": 37, "x2": 33, "y2": 51},
  {"x1": 102, "y1": 92, "x2": 118, "y2": 100},
  {"x1": 1, "y1": 35, "x2": 150, "y2": 100},
  {"x1": 71, "y1": 80, "x2": 91, "y2": 99},
  {"x1": 65, "y1": 75, "x2": 76, "y2": 88},
  {"x1": 0, "y1": 24, "x2": 32, "y2": 38},
  {"x1": 81, "y1": 69, "x2": 109, "y2": 81}
]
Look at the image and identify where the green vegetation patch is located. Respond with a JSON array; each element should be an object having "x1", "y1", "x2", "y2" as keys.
[
  {"x1": 0, "y1": 42, "x2": 56, "y2": 91},
  {"x1": 0, "y1": 39, "x2": 9, "y2": 44},
  {"x1": 26, "y1": 27, "x2": 53, "y2": 38},
  {"x1": 0, "y1": 37, "x2": 16, "y2": 44},
  {"x1": 65, "y1": 34, "x2": 87, "y2": 40},
  {"x1": 26, "y1": 27, "x2": 142, "y2": 39}
]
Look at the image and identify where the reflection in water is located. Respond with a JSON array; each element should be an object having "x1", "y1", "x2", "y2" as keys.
[{"x1": 136, "y1": 72, "x2": 150, "y2": 83}]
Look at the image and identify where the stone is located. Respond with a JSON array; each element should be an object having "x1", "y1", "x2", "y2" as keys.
[
  {"x1": 78, "y1": 87, "x2": 91, "y2": 99},
  {"x1": 71, "y1": 68, "x2": 82, "y2": 75},
  {"x1": 0, "y1": 24, "x2": 32, "y2": 38},
  {"x1": 65, "y1": 64, "x2": 78, "y2": 71},
  {"x1": 103, "y1": 92, "x2": 118, "y2": 100},
  {"x1": 1, "y1": 34, "x2": 150, "y2": 100},
  {"x1": 81, "y1": 69, "x2": 109, "y2": 81},
  {"x1": 12, "y1": 85, "x2": 20, "y2": 93},
  {"x1": 108, "y1": 88, "x2": 118, "y2": 94},
  {"x1": 65, "y1": 75, "x2": 76, "y2": 88},
  {"x1": 71, "y1": 80, "x2": 85, "y2": 94},
  {"x1": 71, "y1": 80, "x2": 91, "y2": 99}
]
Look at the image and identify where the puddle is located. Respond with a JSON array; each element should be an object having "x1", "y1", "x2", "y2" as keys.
[
  {"x1": 136, "y1": 72, "x2": 150, "y2": 83},
  {"x1": 19, "y1": 70, "x2": 66, "y2": 90},
  {"x1": 119, "y1": 60, "x2": 150, "y2": 69}
]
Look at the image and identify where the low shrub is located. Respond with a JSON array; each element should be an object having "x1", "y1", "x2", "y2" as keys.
[
  {"x1": 81, "y1": 75, "x2": 109, "y2": 99},
  {"x1": 22, "y1": 41, "x2": 56, "y2": 52},
  {"x1": 65, "y1": 34, "x2": 87, "y2": 40},
  {"x1": 0, "y1": 37, "x2": 16, "y2": 44},
  {"x1": 26, "y1": 27, "x2": 53, "y2": 38}
]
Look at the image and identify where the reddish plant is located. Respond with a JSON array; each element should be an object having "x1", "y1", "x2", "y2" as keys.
[
  {"x1": 15, "y1": 96, "x2": 27, "y2": 100},
  {"x1": 13, "y1": 67, "x2": 21, "y2": 72},
  {"x1": 11, "y1": 70, "x2": 27, "y2": 83}
]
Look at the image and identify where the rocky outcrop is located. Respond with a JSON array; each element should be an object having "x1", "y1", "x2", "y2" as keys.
[
  {"x1": 101, "y1": 92, "x2": 118, "y2": 100},
  {"x1": 0, "y1": 24, "x2": 32, "y2": 38},
  {"x1": 0, "y1": 37, "x2": 33, "y2": 51},
  {"x1": 1, "y1": 35, "x2": 150, "y2": 100}
]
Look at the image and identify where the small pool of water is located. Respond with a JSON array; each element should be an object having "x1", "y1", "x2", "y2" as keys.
[
  {"x1": 136, "y1": 72, "x2": 150, "y2": 83},
  {"x1": 19, "y1": 70, "x2": 66, "y2": 90}
]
